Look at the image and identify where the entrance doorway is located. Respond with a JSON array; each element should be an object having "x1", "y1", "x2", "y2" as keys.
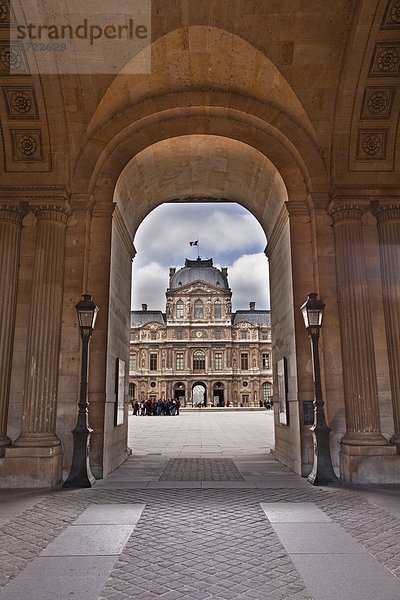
[
  {"x1": 174, "y1": 382, "x2": 186, "y2": 405},
  {"x1": 213, "y1": 382, "x2": 225, "y2": 407},
  {"x1": 192, "y1": 382, "x2": 206, "y2": 407}
]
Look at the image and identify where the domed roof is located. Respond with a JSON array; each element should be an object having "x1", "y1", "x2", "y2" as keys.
[{"x1": 169, "y1": 258, "x2": 229, "y2": 290}]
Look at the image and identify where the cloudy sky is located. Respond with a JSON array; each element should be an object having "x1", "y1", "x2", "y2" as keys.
[{"x1": 131, "y1": 203, "x2": 270, "y2": 311}]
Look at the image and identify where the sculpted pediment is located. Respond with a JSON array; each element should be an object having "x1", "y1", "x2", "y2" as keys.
[
  {"x1": 143, "y1": 322, "x2": 165, "y2": 330},
  {"x1": 171, "y1": 280, "x2": 229, "y2": 296},
  {"x1": 235, "y1": 321, "x2": 254, "y2": 329}
]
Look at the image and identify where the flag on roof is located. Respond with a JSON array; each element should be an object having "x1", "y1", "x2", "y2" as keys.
[{"x1": 189, "y1": 240, "x2": 198, "y2": 246}]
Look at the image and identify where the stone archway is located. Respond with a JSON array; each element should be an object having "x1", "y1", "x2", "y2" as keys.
[
  {"x1": 192, "y1": 383, "x2": 207, "y2": 408},
  {"x1": 1, "y1": 6, "x2": 399, "y2": 487}
]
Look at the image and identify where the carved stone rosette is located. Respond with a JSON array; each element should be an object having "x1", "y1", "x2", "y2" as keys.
[
  {"x1": 372, "y1": 202, "x2": 400, "y2": 444},
  {"x1": 0, "y1": 205, "x2": 26, "y2": 447},
  {"x1": 330, "y1": 204, "x2": 387, "y2": 446},
  {"x1": 14, "y1": 205, "x2": 70, "y2": 448}
]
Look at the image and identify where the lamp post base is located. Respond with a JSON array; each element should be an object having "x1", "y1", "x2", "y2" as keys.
[
  {"x1": 63, "y1": 429, "x2": 96, "y2": 488},
  {"x1": 307, "y1": 426, "x2": 341, "y2": 486}
]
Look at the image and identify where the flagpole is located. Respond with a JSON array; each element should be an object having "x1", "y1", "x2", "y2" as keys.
[{"x1": 197, "y1": 240, "x2": 200, "y2": 259}]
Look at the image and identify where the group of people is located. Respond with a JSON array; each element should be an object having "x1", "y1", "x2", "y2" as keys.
[
  {"x1": 262, "y1": 398, "x2": 274, "y2": 410},
  {"x1": 131, "y1": 398, "x2": 181, "y2": 416}
]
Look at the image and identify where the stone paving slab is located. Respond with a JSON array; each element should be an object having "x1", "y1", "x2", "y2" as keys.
[
  {"x1": 0, "y1": 556, "x2": 117, "y2": 600},
  {"x1": 291, "y1": 553, "x2": 400, "y2": 600},
  {"x1": 159, "y1": 458, "x2": 245, "y2": 481},
  {"x1": 261, "y1": 503, "x2": 332, "y2": 523}
]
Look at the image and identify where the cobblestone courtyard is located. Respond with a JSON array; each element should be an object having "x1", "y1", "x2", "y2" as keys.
[{"x1": 0, "y1": 412, "x2": 399, "y2": 600}]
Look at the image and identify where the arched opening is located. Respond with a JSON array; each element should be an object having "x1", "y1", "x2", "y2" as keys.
[
  {"x1": 192, "y1": 382, "x2": 207, "y2": 408},
  {"x1": 80, "y1": 126, "x2": 321, "y2": 480},
  {"x1": 54, "y1": 23, "x2": 345, "y2": 485}
]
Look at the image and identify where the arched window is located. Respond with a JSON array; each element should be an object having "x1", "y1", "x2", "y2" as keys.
[
  {"x1": 214, "y1": 300, "x2": 222, "y2": 318},
  {"x1": 194, "y1": 300, "x2": 204, "y2": 319},
  {"x1": 176, "y1": 300, "x2": 184, "y2": 318},
  {"x1": 263, "y1": 382, "x2": 272, "y2": 401},
  {"x1": 193, "y1": 350, "x2": 206, "y2": 371}
]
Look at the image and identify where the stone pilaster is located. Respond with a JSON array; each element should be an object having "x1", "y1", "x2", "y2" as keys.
[
  {"x1": 14, "y1": 205, "x2": 69, "y2": 448},
  {"x1": 372, "y1": 202, "x2": 400, "y2": 445},
  {"x1": 330, "y1": 204, "x2": 387, "y2": 446},
  {"x1": 0, "y1": 205, "x2": 25, "y2": 448}
]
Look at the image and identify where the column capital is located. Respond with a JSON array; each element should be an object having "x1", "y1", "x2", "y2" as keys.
[
  {"x1": 0, "y1": 203, "x2": 28, "y2": 226},
  {"x1": 328, "y1": 203, "x2": 366, "y2": 224},
  {"x1": 371, "y1": 202, "x2": 400, "y2": 223},
  {"x1": 33, "y1": 204, "x2": 71, "y2": 224}
]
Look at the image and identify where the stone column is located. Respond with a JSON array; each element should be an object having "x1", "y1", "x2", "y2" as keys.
[
  {"x1": 14, "y1": 205, "x2": 69, "y2": 448},
  {"x1": 0, "y1": 205, "x2": 25, "y2": 448},
  {"x1": 372, "y1": 202, "x2": 400, "y2": 445},
  {"x1": 330, "y1": 204, "x2": 387, "y2": 446}
]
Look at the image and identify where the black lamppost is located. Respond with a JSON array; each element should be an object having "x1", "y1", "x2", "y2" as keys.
[
  {"x1": 300, "y1": 292, "x2": 340, "y2": 485},
  {"x1": 63, "y1": 294, "x2": 99, "y2": 488}
]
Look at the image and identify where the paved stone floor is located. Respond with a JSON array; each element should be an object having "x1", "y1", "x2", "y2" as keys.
[{"x1": 0, "y1": 412, "x2": 399, "y2": 600}]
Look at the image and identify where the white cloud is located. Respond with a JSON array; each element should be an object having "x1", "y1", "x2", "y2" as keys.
[
  {"x1": 131, "y1": 262, "x2": 168, "y2": 311},
  {"x1": 225, "y1": 253, "x2": 270, "y2": 310},
  {"x1": 133, "y1": 203, "x2": 266, "y2": 269},
  {"x1": 131, "y1": 203, "x2": 269, "y2": 311}
]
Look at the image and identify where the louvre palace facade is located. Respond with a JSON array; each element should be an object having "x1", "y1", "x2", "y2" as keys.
[{"x1": 129, "y1": 258, "x2": 273, "y2": 408}]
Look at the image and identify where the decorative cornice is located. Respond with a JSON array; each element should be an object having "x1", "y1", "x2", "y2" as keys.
[
  {"x1": 328, "y1": 204, "x2": 365, "y2": 223},
  {"x1": 70, "y1": 193, "x2": 95, "y2": 213},
  {"x1": 285, "y1": 201, "x2": 310, "y2": 217},
  {"x1": 92, "y1": 201, "x2": 115, "y2": 217},
  {"x1": 306, "y1": 193, "x2": 331, "y2": 211},
  {"x1": 371, "y1": 201, "x2": 400, "y2": 223},
  {"x1": 0, "y1": 185, "x2": 69, "y2": 195},
  {"x1": 331, "y1": 184, "x2": 400, "y2": 201},
  {"x1": 0, "y1": 185, "x2": 71, "y2": 209}
]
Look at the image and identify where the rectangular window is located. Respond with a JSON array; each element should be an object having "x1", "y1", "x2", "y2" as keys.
[
  {"x1": 214, "y1": 329, "x2": 221, "y2": 339},
  {"x1": 176, "y1": 352, "x2": 184, "y2": 370},
  {"x1": 150, "y1": 353, "x2": 157, "y2": 371},
  {"x1": 241, "y1": 394, "x2": 249, "y2": 406},
  {"x1": 129, "y1": 354, "x2": 136, "y2": 374},
  {"x1": 130, "y1": 331, "x2": 136, "y2": 342},
  {"x1": 176, "y1": 330, "x2": 183, "y2": 340},
  {"x1": 214, "y1": 352, "x2": 223, "y2": 370},
  {"x1": 193, "y1": 352, "x2": 206, "y2": 371},
  {"x1": 263, "y1": 382, "x2": 272, "y2": 401},
  {"x1": 262, "y1": 353, "x2": 270, "y2": 369},
  {"x1": 240, "y1": 353, "x2": 249, "y2": 370},
  {"x1": 176, "y1": 301, "x2": 184, "y2": 318},
  {"x1": 240, "y1": 330, "x2": 248, "y2": 340},
  {"x1": 214, "y1": 302, "x2": 222, "y2": 318},
  {"x1": 150, "y1": 331, "x2": 157, "y2": 340}
]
